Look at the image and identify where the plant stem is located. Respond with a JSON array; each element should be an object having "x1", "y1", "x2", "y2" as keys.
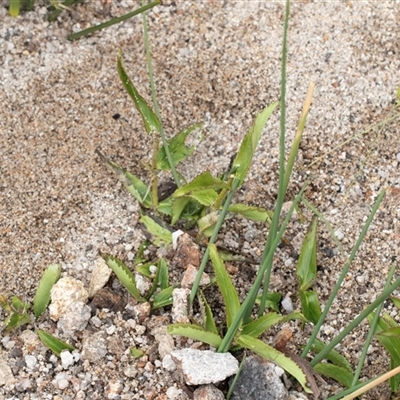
[
  {"x1": 67, "y1": 0, "x2": 160, "y2": 40},
  {"x1": 302, "y1": 189, "x2": 386, "y2": 359},
  {"x1": 310, "y1": 276, "x2": 400, "y2": 367},
  {"x1": 190, "y1": 177, "x2": 241, "y2": 305},
  {"x1": 257, "y1": 0, "x2": 290, "y2": 317},
  {"x1": 351, "y1": 265, "x2": 396, "y2": 387},
  {"x1": 142, "y1": 0, "x2": 181, "y2": 188}
]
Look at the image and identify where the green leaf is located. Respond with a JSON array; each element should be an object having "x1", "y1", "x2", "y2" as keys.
[
  {"x1": 300, "y1": 290, "x2": 321, "y2": 325},
  {"x1": 3, "y1": 312, "x2": 31, "y2": 332},
  {"x1": 198, "y1": 290, "x2": 219, "y2": 335},
  {"x1": 117, "y1": 49, "x2": 161, "y2": 134},
  {"x1": 11, "y1": 296, "x2": 30, "y2": 313},
  {"x1": 139, "y1": 215, "x2": 172, "y2": 247},
  {"x1": 310, "y1": 339, "x2": 352, "y2": 373},
  {"x1": 231, "y1": 102, "x2": 279, "y2": 184},
  {"x1": 296, "y1": 217, "x2": 318, "y2": 290},
  {"x1": 369, "y1": 312, "x2": 400, "y2": 366},
  {"x1": 167, "y1": 323, "x2": 222, "y2": 348},
  {"x1": 197, "y1": 210, "x2": 220, "y2": 237},
  {"x1": 33, "y1": 264, "x2": 61, "y2": 318},
  {"x1": 36, "y1": 329, "x2": 75, "y2": 357},
  {"x1": 241, "y1": 311, "x2": 305, "y2": 338},
  {"x1": 173, "y1": 171, "x2": 229, "y2": 198},
  {"x1": 377, "y1": 327, "x2": 400, "y2": 337},
  {"x1": 209, "y1": 244, "x2": 240, "y2": 328},
  {"x1": 313, "y1": 363, "x2": 355, "y2": 388},
  {"x1": 228, "y1": 204, "x2": 271, "y2": 223},
  {"x1": 0, "y1": 295, "x2": 12, "y2": 313},
  {"x1": 236, "y1": 334, "x2": 311, "y2": 394},
  {"x1": 96, "y1": 150, "x2": 152, "y2": 208},
  {"x1": 130, "y1": 347, "x2": 145, "y2": 359},
  {"x1": 156, "y1": 123, "x2": 202, "y2": 170},
  {"x1": 255, "y1": 292, "x2": 282, "y2": 312},
  {"x1": 391, "y1": 296, "x2": 400, "y2": 310},
  {"x1": 158, "y1": 258, "x2": 169, "y2": 290},
  {"x1": 157, "y1": 198, "x2": 172, "y2": 216},
  {"x1": 171, "y1": 197, "x2": 192, "y2": 225},
  {"x1": 101, "y1": 254, "x2": 146, "y2": 302},
  {"x1": 241, "y1": 312, "x2": 284, "y2": 338},
  {"x1": 152, "y1": 286, "x2": 174, "y2": 309},
  {"x1": 136, "y1": 262, "x2": 155, "y2": 278}
]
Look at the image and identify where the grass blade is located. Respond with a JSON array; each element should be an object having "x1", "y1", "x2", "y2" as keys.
[
  {"x1": 209, "y1": 244, "x2": 240, "y2": 328},
  {"x1": 67, "y1": 1, "x2": 160, "y2": 40},
  {"x1": 167, "y1": 323, "x2": 222, "y2": 348},
  {"x1": 36, "y1": 329, "x2": 75, "y2": 356},
  {"x1": 101, "y1": 254, "x2": 146, "y2": 302},
  {"x1": 117, "y1": 49, "x2": 161, "y2": 135},
  {"x1": 237, "y1": 334, "x2": 311, "y2": 394}
]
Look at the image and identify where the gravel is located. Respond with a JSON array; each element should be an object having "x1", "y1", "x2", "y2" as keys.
[{"x1": 1, "y1": 0, "x2": 400, "y2": 399}]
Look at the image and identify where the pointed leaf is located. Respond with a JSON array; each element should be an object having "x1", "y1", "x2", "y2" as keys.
[
  {"x1": 198, "y1": 290, "x2": 219, "y2": 335},
  {"x1": 313, "y1": 363, "x2": 355, "y2": 388},
  {"x1": 236, "y1": 334, "x2": 311, "y2": 394},
  {"x1": 173, "y1": 171, "x2": 229, "y2": 198},
  {"x1": 3, "y1": 312, "x2": 31, "y2": 332},
  {"x1": 117, "y1": 49, "x2": 161, "y2": 134},
  {"x1": 300, "y1": 290, "x2": 321, "y2": 325},
  {"x1": 168, "y1": 323, "x2": 222, "y2": 348},
  {"x1": 171, "y1": 197, "x2": 192, "y2": 225},
  {"x1": 391, "y1": 296, "x2": 400, "y2": 310},
  {"x1": 11, "y1": 296, "x2": 30, "y2": 313},
  {"x1": 198, "y1": 210, "x2": 220, "y2": 237},
  {"x1": 255, "y1": 292, "x2": 282, "y2": 312},
  {"x1": 241, "y1": 311, "x2": 305, "y2": 338},
  {"x1": 157, "y1": 123, "x2": 202, "y2": 170},
  {"x1": 377, "y1": 327, "x2": 400, "y2": 337},
  {"x1": 152, "y1": 286, "x2": 174, "y2": 309},
  {"x1": 139, "y1": 215, "x2": 172, "y2": 247},
  {"x1": 228, "y1": 204, "x2": 271, "y2": 222},
  {"x1": 296, "y1": 217, "x2": 318, "y2": 290},
  {"x1": 310, "y1": 339, "x2": 352, "y2": 373},
  {"x1": 33, "y1": 264, "x2": 61, "y2": 318},
  {"x1": 96, "y1": 150, "x2": 152, "y2": 208},
  {"x1": 209, "y1": 244, "x2": 240, "y2": 328},
  {"x1": 101, "y1": 254, "x2": 146, "y2": 302},
  {"x1": 369, "y1": 312, "x2": 400, "y2": 366},
  {"x1": 36, "y1": 329, "x2": 75, "y2": 356},
  {"x1": 231, "y1": 102, "x2": 279, "y2": 184}
]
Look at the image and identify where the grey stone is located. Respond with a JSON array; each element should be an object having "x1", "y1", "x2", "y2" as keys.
[
  {"x1": 57, "y1": 301, "x2": 91, "y2": 336},
  {"x1": 81, "y1": 331, "x2": 108, "y2": 363},
  {"x1": 171, "y1": 288, "x2": 190, "y2": 323},
  {"x1": 194, "y1": 384, "x2": 225, "y2": 400},
  {"x1": 230, "y1": 356, "x2": 288, "y2": 400},
  {"x1": 0, "y1": 356, "x2": 15, "y2": 387},
  {"x1": 171, "y1": 348, "x2": 238, "y2": 385},
  {"x1": 88, "y1": 258, "x2": 112, "y2": 298}
]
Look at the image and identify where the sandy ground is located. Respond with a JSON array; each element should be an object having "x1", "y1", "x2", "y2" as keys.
[{"x1": 1, "y1": 0, "x2": 400, "y2": 399}]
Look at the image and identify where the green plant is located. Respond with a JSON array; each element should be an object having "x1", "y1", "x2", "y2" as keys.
[
  {"x1": 94, "y1": 1, "x2": 400, "y2": 398},
  {"x1": 0, "y1": 264, "x2": 74, "y2": 356}
]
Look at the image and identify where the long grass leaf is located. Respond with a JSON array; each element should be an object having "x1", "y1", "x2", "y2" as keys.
[
  {"x1": 67, "y1": 1, "x2": 160, "y2": 40},
  {"x1": 209, "y1": 244, "x2": 240, "y2": 328}
]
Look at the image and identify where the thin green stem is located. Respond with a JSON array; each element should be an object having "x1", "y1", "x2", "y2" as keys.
[
  {"x1": 218, "y1": 181, "x2": 308, "y2": 352},
  {"x1": 189, "y1": 178, "x2": 241, "y2": 305},
  {"x1": 351, "y1": 265, "x2": 396, "y2": 387},
  {"x1": 302, "y1": 189, "x2": 386, "y2": 359},
  {"x1": 257, "y1": 0, "x2": 290, "y2": 317},
  {"x1": 142, "y1": 0, "x2": 181, "y2": 188},
  {"x1": 67, "y1": 0, "x2": 160, "y2": 40},
  {"x1": 310, "y1": 280, "x2": 400, "y2": 367}
]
